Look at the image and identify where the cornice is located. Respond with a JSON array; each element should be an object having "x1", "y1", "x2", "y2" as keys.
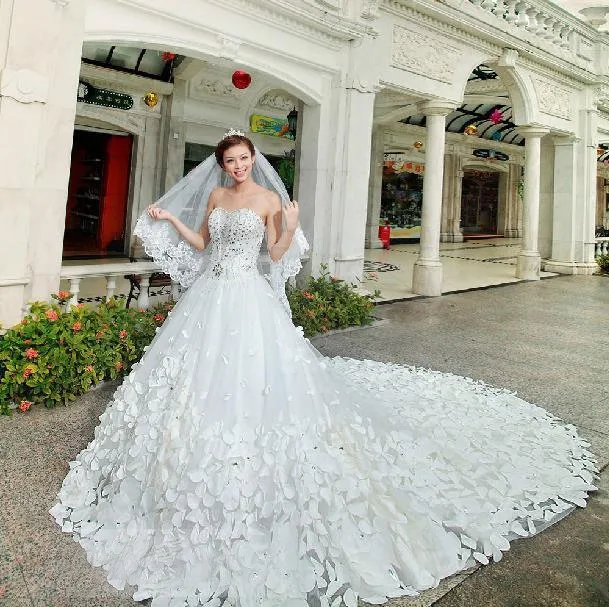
[
  {"x1": 382, "y1": 0, "x2": 602, "y2": 85},
  {"x1": 206, "y1": 0, "x2": 377, "y2": 46}
]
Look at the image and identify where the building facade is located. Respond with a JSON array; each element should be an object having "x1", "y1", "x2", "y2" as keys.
[{"x1": 1, "y1": 0, "x2": 608, "y2": 326}]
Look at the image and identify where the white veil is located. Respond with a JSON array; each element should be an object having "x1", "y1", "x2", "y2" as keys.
[{"x1": 133, "y1": 138, "x2": 309, "y2": 315}]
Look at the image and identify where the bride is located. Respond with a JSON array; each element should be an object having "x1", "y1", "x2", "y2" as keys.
[{"x1": 51, "y1": 130, "x2": 597, "y2": 607}]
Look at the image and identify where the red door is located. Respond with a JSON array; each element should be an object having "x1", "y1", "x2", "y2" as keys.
[{"x1": 99, "y1": 135, "x2": 132, "y2": 251}]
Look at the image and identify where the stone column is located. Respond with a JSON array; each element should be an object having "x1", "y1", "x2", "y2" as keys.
[
  {"x1": 412, "y1": 101, "x2": 455, "y2": 296},
  {"x1": 543, "y1": 117, "x2": 598, "y2": 274},
  {"x1": 504, "y1": 164, "x2": 522, "y2": 238},
  {"x1": 333, "y1": 83, "x2": 377, "y2": 281},
  {"x1": 440, "y1": 154, "x2": 464, "y2": 243},
  {"x1": 159, "y1": 78, "x2": 187, "y2": 192},
  {"x1": 295, "y1": 77, "x2": 337, "y2": 276},
  {"x1": 515, "y1": 126, "x2": 549, "y2": 280},
  {"x1": 364, "y1": 128, "x2": 385, "y2": 249},
  {"x1": 0, "y1": 0, "x2": 85, "y2": 327}
]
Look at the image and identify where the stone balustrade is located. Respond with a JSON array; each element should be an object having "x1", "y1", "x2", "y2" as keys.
[
  {"x1": 464, "y1": 0, "x2": 593, "y2": 56},
  {"x1": 595, "y1": 237, "x2": 609, "y2": 257},
  {"x1": 59, "y1": 261, "x2": 180, "y2": 309}
]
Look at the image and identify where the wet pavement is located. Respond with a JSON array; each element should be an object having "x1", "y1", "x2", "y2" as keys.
[{"x1": 1, "y1": 274, "x2": 607, "y2": 606}]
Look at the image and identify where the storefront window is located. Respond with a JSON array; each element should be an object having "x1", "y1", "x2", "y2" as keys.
[
  {"x1": 381, "y1": 154, "x2": 424, "y2": 240},
  {"x1": 184, "y1": 143, "x2": 215, "y2": 176}
]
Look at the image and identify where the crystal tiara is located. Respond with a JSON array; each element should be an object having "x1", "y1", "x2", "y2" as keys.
[{"x1": 223, "y1": 128, "x2": 245, "y2": 139}]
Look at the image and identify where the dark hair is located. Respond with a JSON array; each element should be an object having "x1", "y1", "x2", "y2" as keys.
[{"x1": 214, "y1": 135, "x2": 255, "y2": 167}]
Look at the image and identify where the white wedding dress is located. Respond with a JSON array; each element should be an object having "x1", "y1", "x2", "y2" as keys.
[{"x1": 51, "y1": 207, "x2": 597, "y2": 607}]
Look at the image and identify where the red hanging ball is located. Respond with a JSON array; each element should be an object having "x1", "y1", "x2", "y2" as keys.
[{"x1": 231, "y1": 70, "x2": 252, "y2": 89}]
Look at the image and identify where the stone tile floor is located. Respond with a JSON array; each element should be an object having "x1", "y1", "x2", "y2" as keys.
[
  {"x1": 1, "y1": 275, "x2": 607, "y2": 606},
  {"x1": 362, "y1": 238, "x2": 556, "y2": 301}
]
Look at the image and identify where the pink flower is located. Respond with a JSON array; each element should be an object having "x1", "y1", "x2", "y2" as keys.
[
  {"x1": 85, "y1": 365, "x2": 94, "y2": 373},
  {"x1": 153, "y1": 314, "x2": 165, "y2": 322},
  {"x1": 45, "y1": 309, "x2": 59, "y2": 321},
  {"x1": 72, "y1": 321, "x2": 82, "y2": 332},
  {"x1": 57, "y1": 290, "x2": 71, "y2": 300},
  {"x1": 25, "y1": 348, "x2": 39, "y2": 359},
  {"x1": 22, "y1": 367, "x2": 34, "y2": 378},
  {"x1": 119, "y1": 330, "x2": 127, "y2": 339},
  {"x1": 18, "y1": 400, "x2": 32, "y2": 412},
  {"x1": 115, "y1": 361, "x2": 124, "y2": 371}
]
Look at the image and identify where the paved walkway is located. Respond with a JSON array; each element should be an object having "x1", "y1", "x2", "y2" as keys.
[{"x1": 0, "y1": 275, "x2": 607, "y2": 606}]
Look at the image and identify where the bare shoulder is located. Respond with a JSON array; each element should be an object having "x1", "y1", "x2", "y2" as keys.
[
  {"x1": 264, "y1": 189, "x2": 282, "y2": 213},
  {"x1": 208, "y1": 187, "x2": 228, "y2": 207}
]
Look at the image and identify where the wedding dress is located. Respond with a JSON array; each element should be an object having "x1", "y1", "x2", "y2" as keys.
[{"x1": 51, "y1": 206, "x2": 596, "y2": 607}]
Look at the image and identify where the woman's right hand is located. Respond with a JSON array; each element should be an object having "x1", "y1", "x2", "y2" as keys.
[{"x1": 147, "y1": 205, "x2": 173, "y2": 221}]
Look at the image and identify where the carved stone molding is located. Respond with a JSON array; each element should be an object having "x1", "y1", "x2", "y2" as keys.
[
  {"x1": 530, "y1": 74, "x2": 573, "y2": 120},
  {"x1": 361, "y1": 0, "x2": 381, "y2": 20},
  {"x1": 217, "y1": 34, "x2": 242, "y2": 60},
  {"x1": 392, "y1": 24, "x2": 459, "y2": 83},
  {"x1": 464, "y1": 79, "x2": 509, "y2": 95},
  {"x1": 258, "y1": 91, "x2": 297, "y2": 112},
  {"x1": 48, "y1": 0, "x2": 70, "y2": 5},
  {"x1": 346, "y1": 76, "x2": 381, "y2": 93},
  {"x1": 0, "y1": 68, "x2": 49, "y2": 104},
  {"x1": 190, "y1": 77, "x2": 245, "y2": 106}
]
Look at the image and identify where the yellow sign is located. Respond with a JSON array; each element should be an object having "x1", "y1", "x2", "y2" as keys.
[{"x1": 250, "y1": 114, "x2": 294, "y2": 140}]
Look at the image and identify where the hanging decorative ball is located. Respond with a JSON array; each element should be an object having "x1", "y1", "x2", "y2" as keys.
[
  {"x1": 413, "y1": 140, "x2": 424, "y2": 149},
  {"x1": 231, "y1": 70, "x2": 252, "y2": 89},
  {"x1": 161, "y1": 52, "x2": 176, "y2": 63},
  {"x1": 489, "y1": 109, "x2": 503, "y2": 124},
  {"x1": 491, "y1": 131, "x2": 503, "y2": 142},
  {"x1": 143, "y1": 92, "x2": 159, "y2": 108},
  {"x1": 464, "y1": 124, "x2": 478, "y2": 136}
]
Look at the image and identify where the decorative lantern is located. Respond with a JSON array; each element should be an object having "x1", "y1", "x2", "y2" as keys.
[
  {"x1": 231, "y1": 70, "x2": 252, "y2": 89},
  {"x1": 143, "y1": 92, "x2": 159, "y2": 108},
  {"x1": 287, "y1": 106, "x2": 298, "y2": 138},
  {"x1": 413, "y1": 140, "x2": 424, "y2": 150},
  {"x1": 464, "y1": 124, "x2": 478, "y2": 136},
  {"x1": 489, "y1": 108, "x2": 503, "y2": 124}
]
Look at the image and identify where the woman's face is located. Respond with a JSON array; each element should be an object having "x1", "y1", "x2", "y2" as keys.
[{"x1": 222, "y1": 144, "x2": 255, "y2": 183}]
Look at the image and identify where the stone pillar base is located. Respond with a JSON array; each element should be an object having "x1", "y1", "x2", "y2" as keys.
[
  {"x1": 542, "y1": 260, "x2": 598, "y2": 275},
  {"x1": 441, "y1": 232, "x2": 464, "y2": 243},
  {"x1": 334, "y1": 257, "x2": 364, "y2": 283},
  {"x1": 365, "y1": 236, "x2": 384, "y2": 249},
  {"x1": 505, "y1": 229, "x2": 521, "y2": 238},
  {"x1": 412, "y1": 260, "x2": 443, "y2": 296},
  {"x1": 516, "y1": 251, "x2": 541, "y2": 280}
]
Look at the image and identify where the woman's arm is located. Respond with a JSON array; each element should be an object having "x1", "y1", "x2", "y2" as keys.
[
  {"x1": 147, "y1": 191, "x2": 218, "y2": 251},
  {"x1": 267, "y1": 194, "x2": 299, "y2": 262}
]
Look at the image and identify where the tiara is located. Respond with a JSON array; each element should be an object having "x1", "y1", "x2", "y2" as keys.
[{"x1": 223, "y1": 128, "x2": 245, "y2": 139}]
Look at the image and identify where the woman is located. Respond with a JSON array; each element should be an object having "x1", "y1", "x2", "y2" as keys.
[{"x1": 51, "y1": 132, "x2": 596, "y2": 607}]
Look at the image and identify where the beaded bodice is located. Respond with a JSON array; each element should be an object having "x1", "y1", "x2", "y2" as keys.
[{"x1": 204, "y1": 207, "x2": 265, "y2": 280}]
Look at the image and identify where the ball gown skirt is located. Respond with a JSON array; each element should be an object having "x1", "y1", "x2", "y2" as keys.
[{"x1": 51, "y1": 208, "x2": 597, "y2": 607}]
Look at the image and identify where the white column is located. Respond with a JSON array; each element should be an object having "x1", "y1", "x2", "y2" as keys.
[
  {"x1": 515, "y1": 127, "x2": 549, "y2": 280},
  {"x1": 0, "y1": 0, "x2": 85, "y2": 327},
  {"x1": 160, "y1": 78, "x2": 187, "y2": 192},
  {"x1": 412, "y1": 101, "x2": 455, "y2": 296},
  {"x1": 365, "y1": 128, "x2": 385, "y2": 249},
  {"x1": 295, "y1": 79, "x2": 337, "y2": 276},
  {"x1": 440, "y1": 154, "x2": 464, "y2": 243},
  {"x1": 333, "y1": 84, "x2": 377, "y2": 281}
]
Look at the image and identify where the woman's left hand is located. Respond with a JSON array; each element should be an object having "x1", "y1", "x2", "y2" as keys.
[{"x1": 283, "y1": 200, "x2": 299, "y2": 232}]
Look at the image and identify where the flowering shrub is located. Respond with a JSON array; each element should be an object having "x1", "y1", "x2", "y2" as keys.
[
  {"x1": 288, "y1": 266, "x2": 379, "y2": 337},
  {"x1": 596, "y1": 253, "x2": 609, "y2": 275},
  {"x1": 0, "y1": 296, "x2": 173, "y2": 415},
  {"x1": 0, "y1": 274, "x2": 377, "y2": 415}
]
